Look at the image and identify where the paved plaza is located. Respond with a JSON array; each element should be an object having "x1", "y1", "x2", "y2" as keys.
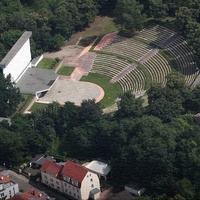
[{"x1": 38, "y1": 77, "x2": 104, "y2": 105}]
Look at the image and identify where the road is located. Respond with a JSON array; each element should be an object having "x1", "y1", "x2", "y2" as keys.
[{"x1": 8, "y1": 170, "x2": 69, "y2": 200}]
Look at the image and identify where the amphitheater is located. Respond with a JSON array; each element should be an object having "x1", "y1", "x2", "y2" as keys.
[{"x1": 65, "y1": 24, "x2": 199, "y2": 98}]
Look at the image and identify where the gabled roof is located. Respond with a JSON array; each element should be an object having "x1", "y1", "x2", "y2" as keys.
[
  {"x1": 0, "y1": 173, "x2": 12, "y2": 184},
  {"x1": 40, "y1": 160, "x2": 61, "y2": 177},
  {"x1": 0, "y1": 31, "x2": 32, "y2": 68},
  {"x1": 9, "y1": 189, "x2": 48, "y2": 200},
  {"x1": 61, "y1": 161, "x2": 88, "y2": 183}
]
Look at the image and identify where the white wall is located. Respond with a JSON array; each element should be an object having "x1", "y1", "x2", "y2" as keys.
[
  {"x1": 3, "y1": 39, "x2": 31, "y2": 83},
  {"x1": 62, "y1": 181, "x2": 81, "y2": 200},
  {"x1": 80, "y1": 172, "x2": 100, "y2": 200},
  {"x1": 41, "y1": 172, "x2": 62, "y2": 192},
  {"x1": 0, "y1": 182, "x2": 19, "y2": 199}
]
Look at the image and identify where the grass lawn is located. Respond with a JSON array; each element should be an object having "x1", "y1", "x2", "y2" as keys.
[
  {"x1": 67, "y1": 16, "x2": 118, "y2": 46},
  {"x1": 29, "y1": 102, "x2": 48, "y2": 112},
  {"x1": 57, "y1": 66, "x2": 75, "y2": 76},
  {"x1": 37, "y1": 58, "x2": 55, "y2": 69},
  {"x1": 80, "y1": 73, "x2": 122, "y2": 107}
]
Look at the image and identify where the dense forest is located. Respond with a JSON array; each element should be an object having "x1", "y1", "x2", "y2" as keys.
[
  {"x1": 1, "y1": 71, "x2": 200, "y2": 199},
  {"x1": 1, "y1": 0, "x2": 200, "y2": 63},
  {"x1": 1, "y1": 0, "x2": 200, "y2": 199}
]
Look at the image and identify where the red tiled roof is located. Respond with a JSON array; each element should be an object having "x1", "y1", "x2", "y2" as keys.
[
  {"x1": 61, "y1": 161, "x2": 88, "y2": 184},
  {"x1": 0, "y1": 174, "x2": 11, "y2": 183},
  {"x1": 9, "y1": 189, "x2": 47, "y2": 200},
  {"x1": 40, "y1": 160, "x2": 61, "y2": 176}
]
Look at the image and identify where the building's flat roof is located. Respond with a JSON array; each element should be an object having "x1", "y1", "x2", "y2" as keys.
[
  {"x1": 84, "y1": 160, "x2": 110, "y2": 176},
  {"x1": 0, "y1": 31, "x2": 32, "y2": 68},
  {"x1": 16, "y1": 68, "x2": 58, "y2": 94}
]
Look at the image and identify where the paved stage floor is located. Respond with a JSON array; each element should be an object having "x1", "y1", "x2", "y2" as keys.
[{"x1": 38, "y1": 78, "x2": 104, "y2": 105}]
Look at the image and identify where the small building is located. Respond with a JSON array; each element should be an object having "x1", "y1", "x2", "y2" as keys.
[
  {"x1": 30, "y1": 154, "x2": 55, "y2": 169},
  {"x1": 0, "y1": 173, "x2": 19, "y2": 199},
  {"x1": 124, "y1": 184, "x2": 146, "y2": 196},
  {"x1": 8, "y1": 188, "x2": 53, "y2": 200},
  {"x1": 84, "y1": 160, "x2": 111, "y2": 180}
]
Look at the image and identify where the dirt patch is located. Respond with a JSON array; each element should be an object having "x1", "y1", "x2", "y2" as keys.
[
  {"x1": 43, "y1": 45, "x2": 83, "y2": 60},
  {"x1": 67, "y1": 16, "x2": 117, "y2": 46}
]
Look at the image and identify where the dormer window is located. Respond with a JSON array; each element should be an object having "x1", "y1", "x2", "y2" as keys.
[
  {"x1": 63, "y1": 176, "x2": 70, "y2": 182},
  {"x1": 71, "y1": 179, "x2": 79, "y2": 187}
]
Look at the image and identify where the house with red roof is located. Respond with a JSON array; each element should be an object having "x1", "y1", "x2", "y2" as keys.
[
  {"x1": 8, "y1": 188, "x2": 51, "y2": 200},
  {"x1": 40, "y1": 160, "x2": 63, "y2": 193},
  {"x1": 0, "y1": 173, "x2": 19, "y2": 199},
  {"x1": 40, "y1": 160, "x2": 100, "y2": 200},
  {"x1": 61, "y1": 161, "x2": 100, "y2": 200}
]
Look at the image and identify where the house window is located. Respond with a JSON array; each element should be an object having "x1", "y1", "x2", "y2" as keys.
[
  {"x1": 77, "y1": 195, "x2": 79, "y2": 199},
  {"x1": 74, "y1": 193, "x2": 75, "y2": 197},
  {"x1": 9, "y1": 190, "x2": 11, "y2": 194},
  {"x1": 56, "y1": 181, "x2": 60, "y2": 185},
  {"x1": 77, "y1": 188, "x2": 79, "y2": 192},
  {"x1": 90, "y1": 178, "x2": 93, "y2": 182},
  {"x1": 50, "y1": 178, "x2": 53, "y2": 182},
  {"x1": 91, "y1": 184, "x2": 94, "y2": 188},
  {"x1": 44, "y1": 175, "x2": 47, "y2": 179},
  {"x1": 1, "y1": 193, "x2": 4, "y2": 197}
]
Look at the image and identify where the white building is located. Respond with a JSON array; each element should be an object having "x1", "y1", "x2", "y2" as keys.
[
  {"x1": 61, "y1": 161, "x2": 100, "y2": 200},
  {"x1": 0, "y1": 173, "x2": 19, "y2": 199},
  {"x1": 40, "y1": 160, "x2": 101, "y2": 200},
  {"x1": 0, "y1": 31, "x2": 32, "y2": 83},
  {"x1": 40, "y1": 160, "x2": 63, "y2": 193}
]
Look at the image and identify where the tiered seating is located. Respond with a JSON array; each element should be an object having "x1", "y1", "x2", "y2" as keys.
[
  {"x1": 143, "y1": 53, "x2": 172, "y2": 85},
  {"x1": 117, "y1": 68, "x2": 146, "y2": 92},
  {"x1": 101, "y1": 37, "x2": 153, "y2": 61},
  {"x1": 136, "y1": 24, "x2": 175, "y2": 47},
  {"x1": 91, "y1": 54, "x2": 130, "y2": 77},
  {"x1": 166, "y1": 36, "x2": 198, "y2": 85},
  {"x1": 91, "y1": 53, "x2": 146, "y2": 92}
]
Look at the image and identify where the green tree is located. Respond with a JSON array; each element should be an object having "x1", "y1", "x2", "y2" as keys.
[
  {"x1": 0, "y1": 73, "x2": 21, "y2": 117},
  {"x1": 115, "y1": 0, "x2": 146, "y2": 32},
  {"x1": 115, "y1": 91, "x2": 144, "y2": 119}
]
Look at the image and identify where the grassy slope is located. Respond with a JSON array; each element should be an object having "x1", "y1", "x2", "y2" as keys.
[
  {"x1": 29, "y1": 102, "x2": 48, "y2": 112},
  {"x1": 57, "y1": 66, "x2": 75, "y2": 76},
  {"x1": 36, "y1": 58, "x2": 54, "y2": 69},
  {"x1": 80, "y1": 73, "x2": 122, "y2": 108}
]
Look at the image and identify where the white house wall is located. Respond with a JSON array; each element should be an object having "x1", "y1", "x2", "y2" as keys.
[
  {"x1": 41, "y1": 172, "x2": 62, "y2": 193},
  {"x1": 80, "y1": 172, "x2": 100, "y2": 200},
  {"x1": 3, "y1": 39, "x2": 31, "y2": 83}
]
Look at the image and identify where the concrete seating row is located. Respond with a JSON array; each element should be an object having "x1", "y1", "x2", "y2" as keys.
[
  {"x1": 136, "y1": 24, "x2": 175, "y2": 47},
  {"x1": 100, "y1": 37, "x2": 153, "y2": 61},
  {"x1": 166, "y1": 36, "x2": 198, "y2": 85},
  {"x1": 143, "y1": 53, "x2": 172, "y2": 85}
]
